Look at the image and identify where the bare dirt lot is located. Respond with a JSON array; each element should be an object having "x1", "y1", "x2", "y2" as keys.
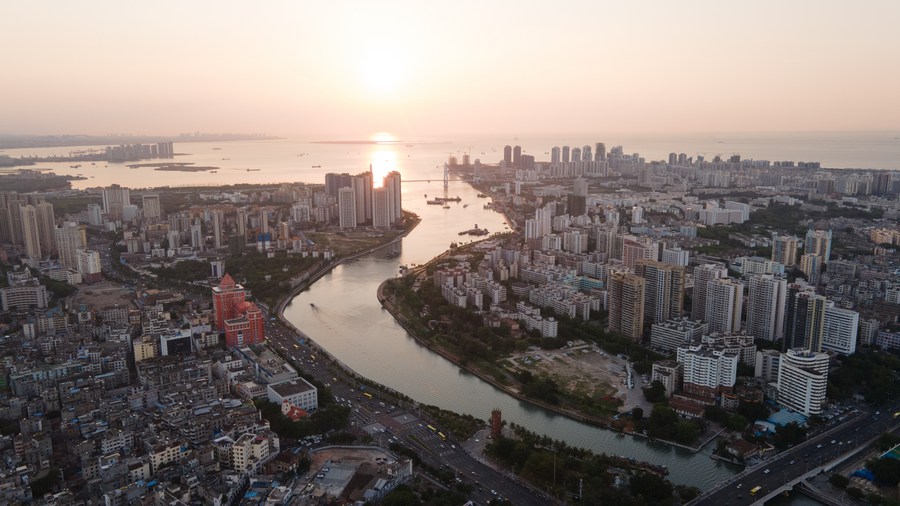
[
  {"x1": 506, "y1": 341, "x2": 628, "y2": 401},
  {"x1": 72, "y1": 281, "x2": 133, "y2": 308}
]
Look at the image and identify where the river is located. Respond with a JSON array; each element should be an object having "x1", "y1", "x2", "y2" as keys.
[{"x1": 282, "y1": 177, "x2": 741, "y2": 489}]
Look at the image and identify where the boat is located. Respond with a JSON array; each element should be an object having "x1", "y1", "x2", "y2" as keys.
[
  {"x1": 463, "y1": 204, "x2": 469, "y2": 208},
  {"x1": 212, "y1": 147, "x2": 222, "y2": 151},
  {"x1": 442, "y1": 205, "x2": 451, "y2": 209},
  {"x1": 210, "y1": 170, "x2": 217, "y2": 173},
  {"x1": 309, "y1": 303, "x2": 315, "y2": 307},
  {"x1": 246, "y1": 168, "x2": 260, "y2": 171},
  {"x1": 312, "y1": 165, "x2": 321, "y2": 168}
]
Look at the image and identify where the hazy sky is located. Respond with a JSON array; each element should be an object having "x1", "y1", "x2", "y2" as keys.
[{"x1": 3, "y1": 1, "x2": 899, "y2": 138}]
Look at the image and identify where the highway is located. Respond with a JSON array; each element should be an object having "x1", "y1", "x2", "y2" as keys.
[
  {"x1": 261, "y1": 313, "x2": 549, "y2": 505},
  {"x1": 693, "y1": 406, "x2": 900, "y2": 506}
]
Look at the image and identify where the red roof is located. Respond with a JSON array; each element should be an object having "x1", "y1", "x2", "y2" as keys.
[{"x1": 219, "y1": 273, "x2": 236, "y2": 288}]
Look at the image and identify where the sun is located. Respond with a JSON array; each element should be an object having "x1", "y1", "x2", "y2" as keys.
[{"x1": 359, "y1": 47, "x2": 407, "y2": 96}]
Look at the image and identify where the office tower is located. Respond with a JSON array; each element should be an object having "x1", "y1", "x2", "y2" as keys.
[
  {"x1": 20, "y1": 205, "x2": 42, "y2": 259},
  {"x1": 236, "y1": 208, "x2": 248, "y2": 237},
  {"x1": 351, "y1": 172, "x2": 372, "y2": 224},
  {"x1": 595, "y1": 142, "x2": 606, "y2": 161},
  {"x1": 582, "y1": 145, "x2": 592, "y2": 162},
  {"x1": 551, "y1": 147, "x2": 560, "y2": 164},
  {"x1": 799, "y1": 253, "x2": 822, "y2": 285},
  {"x1": 691, "y1": 264, "x2": 727, "y2": 321},
  {"x1": 771, "y1": 234, "x2": 799, "y2": 266},
  {"x1": 704, "y1": 278, "x2": 744, "y2": 333},
  {"x1": 503, "y1": 145, "x2": 512, "y2": 166},
  {"x1": 35, "y1": 202, "x2": 55, "y2": 254},
  {"x1": 571, "y1": 147, "x2": 581, "y2": 162},
  {"x1": 142, "y1": 194, "x2": 162, "y2": 219},
  {"x1": 76, "y1": 249, "x2": 103, "y2": 283},
  {"x1": 338, "y1": 187, "x2": 357, "y2": 229},
  {"x1": 513, "y1": 145, "x2": 522, "y2": 169},
  {"x1": 784, "y1": 283, "x2": 827, "y2": 352},
  {"x1": 746, "y1": 274, "x2": 787, "y2": 342},
  {"x1": 102, "y1": 184, "x2": 130, "y2": 220},
  {"x1": 384, "y1": 171, "x2": 402, "y2": 225},
  {"x1": 212, "y1": 210, "x2": 224, "y2": 249},
  {"x1": 804, "y1": 229, "x2": 832, "y2": 263},
  {"x1": 87, "y1": 203, "x2": 103, "y2": 226},
  {"x1": 372, "y1": 187, "x2": 390, "y2": 228},
  {"x1": 608, "y1": 271, "x2": 646, "y2": 341},
  {"x1": 562, "y1": 146, "x2": 570, "y2": 163},
  {"x1": 776, "y1": 349, "x2": 829, "y2": 416},
  {"x1": 635, "y1": 259, "x2": 684, "y2": 325},
  {"x1": 661, "y1": 247, "x2": 689, "y2": 267},
  {"x1": 821, "y1": 305, "x2": 859, "y2": 355},
  {"x1": 55, "y1": 222, "x2": 87, "y2": 268}
]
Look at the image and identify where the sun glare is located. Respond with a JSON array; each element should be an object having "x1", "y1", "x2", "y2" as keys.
[
  {"x1": 359, "y1": 47, "x2": 406, "y2": 96},
  {"x1": 370, "y1": 147, "x2": 397, "y2": 187}
]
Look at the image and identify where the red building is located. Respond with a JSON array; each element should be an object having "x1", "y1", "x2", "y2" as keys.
[{"x1": 212, "y1": 273, "x2": 265, "y2": 348}]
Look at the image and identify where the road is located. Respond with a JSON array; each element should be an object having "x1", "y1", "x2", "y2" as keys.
[
  {"x1": 261, "y1": 312, "x2": 549, "y2": 505},
  {"x1": 693, "y1": 407, "x2": 900, "y2": 506}
]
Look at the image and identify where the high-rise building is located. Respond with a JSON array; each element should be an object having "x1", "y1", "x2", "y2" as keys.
[
  {"x1": 571, "y1": 147, "x2": 582, "y2": 162},
  {"x1": 102, "y1": 184, "x2": 131, "y2": 220},
  {"x1": 783, "y1": 283, "x2": 827, "y2": 352},
  {"x1": 676, "y1": 343, "x2": 738, "y2": 398},
  {"x1": 142, "y1": 194, "x2": 162, "y2": 219},
  {"x1": 799, "y1": 253, "x2": 822, "y2": 285},
  {"x1": 211, "y1": 210, "x2": 224, "y2": 249},
  {"x1": 324, "y1": 172, "x2": 353, "y2": 199},
  {"x1": 771, "y1": 234, "x2": 799, "y2": 266},
  {"x1": 776, "y1": 349, "x2": 829, "y2": 416},
  {"x1": 582, "y1": 145, "x2": 592, "y2": 162},
  {"x1": 661, "y1": 247, "x2": 689, "y2": 267},
  {"x1": 704, "y1": 278, "x2": 744, "y2": 333},
  {"x1": 691, "y1": 263, "x2": 727, "y2": 321},
  {"x1": 76, "y1": 249, "x2": 103, "y2": 283},
  {"x1": 512, "y1": 145, "x2": 522, "y2": 168},
  {"x1": 561, "y1": 146, "x2": 570, "y2": 163},
  {"x1": 804, "y1": 229, "x2": 832, "y2": 263},
  {"x1": 372, "y1": 187, "x2": 390, "y2": 228},
  {"x1": 351, "y1": 172, "x2": 372, "y2": 224},
  {"x1": 236, "y1": 208, "x2": 248, "y2": 237},
  {"x1": 821, "y1": 305, "x2": 859, "y2": 355},
  {"x1": 746, "y1": 274, "x2": 787, "y2": 342},
  {"x1": 503, "y1": 145, "x2": 512, "y2": 166},
  {"x1": 55, "y1": 222, "x2": 87, "y2": 269},
  {"x1": 35, "y1": 202, "x2": 55, "y2": 254},
  {"x1": 635, "y1": 259, "x2": 684, "y2": 325},
  {"x1": 384, "y1": 171, "x2": 402, "y2": 226},
  {"x1": 551, "y1": 147, "x2": 561, "y2": 164},
  {"x1": 595, "y1": 142, "x2": 606, "y2": 161},
  {"x1": 338, "y1": 187, "x2": 357, "y2": 229},
  {"x1": 87, "y1": 203, "x2": 103, "y2": 226},
  {"x1": 573, "y1": 177, "x2": 588, "y2": 197},
  {"x1": 259, "y1": 208, "x2": 269, "y2": 235},
  {"x1": 608, "y1": 271, "x2": 646, "y2": 341},
  {"x1": 20, "y1": 205, "x2": 42, "y2": 259},
  {"x1": 6, "y1": 199, "x2": 24, "y2": 245},
  {"x1": 212, "y1": 274, "x2": 264, "y2": 348}
]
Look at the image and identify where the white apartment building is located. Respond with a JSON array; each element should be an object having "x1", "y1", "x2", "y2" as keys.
[
  {"x1": 676, "y1": 344, "x2": 738, "y2": 397},
  {"x1": 267, "y1": 378, "x2": 318, "y2": 413},
  {"x1": 821, "y1": 305, "x2": 859, "y2": 355},
  {"x1": 650, "y1": 318, "x2": 708, "y2": 353},
  {"x1": 776, "y1": 349, "x2": 829, "y2": 416}
]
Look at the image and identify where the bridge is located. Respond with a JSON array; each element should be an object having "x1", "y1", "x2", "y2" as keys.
[{"x1": 689, "y1": 406, "x2": 900, "y2": 506}]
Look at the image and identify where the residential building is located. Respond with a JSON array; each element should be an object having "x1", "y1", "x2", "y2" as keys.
[
  {"x1": 804, "y1": 229, "x2": 832, "y2": 263},
  {"x1": 651, "y1": 361, "x2": 682, "y2": 398},
  {"x1": 691, "y1": 263, "x2": 727, "y2": 321},
  {"x1": 608, "y1": 271, "x2": 645, "y2": 341},
  {"x1": 704, "y1": 278, "x2": 743, "y2": 333},
  {"x1": 776, "y1": 349, "x2": 829, "y2": 416},
  {"x1": 635, "y1": 259, "x2": 684, "y2": 325},
  {"x1": 746, "y1": 274, "x2": 787, "y2": 342},
  {"x1": 821, "y1": 305, "x2": 859, "y2": 355},
  {"x1": 650, "y1": 317, "x2": 708, "y2": 353},
  {"x1": 771, "y1": 234, "x2": 799, "y2": 266}
]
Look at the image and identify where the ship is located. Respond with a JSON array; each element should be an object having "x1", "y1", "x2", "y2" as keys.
[
  {"x1": 463, "y1": 204, "x2": 469, "y2": 208},
  {"x1": 246, "y1": 168, "x2": 260, "y2": 171},
  {"x1": 312, "y1": 165, "x2": 322, "y2": 168},
  {"x1": 442, "y1": 205, "x2": 451, "y2": 209}
]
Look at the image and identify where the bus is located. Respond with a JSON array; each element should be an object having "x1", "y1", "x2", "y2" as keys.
[
  {"x1": 363, "y1": 392, "x2": 373, "y2": 399},
  {"x1": 427, "y1": 425, "x2": 436, "y2": 432},
  {"x1": 750, "y1": 486, "x2": 762, "y2": 496},
  {"x1": 437, "y1": 432, "x2": 447, "y2": 441}
]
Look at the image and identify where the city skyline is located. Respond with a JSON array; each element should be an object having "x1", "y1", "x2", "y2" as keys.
[{"x1": 2, "y1": 1, "x2": 900, "y2": 137}]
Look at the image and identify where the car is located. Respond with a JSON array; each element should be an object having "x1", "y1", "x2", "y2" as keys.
[
  {"x1": 764, "y1": 469, "x2": 770, "y2": 474},
  {"x1": 790, "y1": 460, "x2": 795, "y2": 465},
  {"x1": 736, "y1": 484, "x2": 743, "y2": 489},
  {"x1": 831, "y1": 440, "x2": 836, "y2": 444},
  {"x1": 491, "y1": 490, "x2": 497, "y2": 495},
  {"x1": 816, "y1": 444, "x2": 823, "y2": 448}
]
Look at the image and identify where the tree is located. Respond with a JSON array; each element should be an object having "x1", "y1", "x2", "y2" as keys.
[
  {"x1": 630, "y1": 471, "x2": 674, "y2": 506},
  {"x1": 867, "y1": 457, "x2": 900, "y2": 486},
  {"x1": 829, "y1": 473, "x2": 849, "y2": 489},
  {"x1": 643, "y1": 380, "x2": 667, "y2": 404},
  {"x1": 773, "y1": 422, "x2": 807, "y2": 450},
  {"x1": 632, "y1": 407, "x2": 644, "y2": 421}
]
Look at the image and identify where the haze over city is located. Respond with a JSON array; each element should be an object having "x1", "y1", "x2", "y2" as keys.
[{"x1": 3, "y1": 1, "x2": 900, "y2": 138}]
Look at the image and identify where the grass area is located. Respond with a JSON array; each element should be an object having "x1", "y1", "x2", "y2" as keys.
[{"x1": 306, "y1": 230, "x2": 400, "y2": 256}]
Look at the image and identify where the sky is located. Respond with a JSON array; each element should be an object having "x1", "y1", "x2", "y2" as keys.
[{"x1": 2, "y1": 1, "x2": 899, "y2": 138}]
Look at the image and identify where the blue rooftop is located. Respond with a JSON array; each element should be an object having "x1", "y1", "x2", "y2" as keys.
[{"x1": 767, "y1": 409, "x2": 807, "y2": 427}]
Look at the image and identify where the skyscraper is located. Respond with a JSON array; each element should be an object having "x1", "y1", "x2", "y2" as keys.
[
  {"x1": 351, "y1": 171, "x2": 372, "y2": 224},
  {"x1": 102, "y1": 184, "x2": 130, "y2": 220},
  {"x1": 35, "y1": 202, "x2": 56, "y2": 254},
  {"x1": 338, "y1": 186, "x2": 357, "y2": 229},
  {"x1": 771, "y1": 234, "x2": 799, "y2": 266},
  {"x1": 746, "y1": 274, "x2": 787, "y2": 342},
  {"x1": 821, "y1": 305, "x2": 859, "y2": 355},
  {"x1": 87, "y1": 203, "x2": 103, "y2": 227},
  {"x1": 608, "y1": 271, "x2": 646, "y2": 341},
  {"x1": 55, "y1": 222, "x2": 87, "y2": 269},
  {"x1": 551, "y1": 146, "x2": 560, "y2": 164},
  {"x1": 372, "y1": 187, "x2": 390, "y2": 228},
  {"x1": 799, "y1": 253, "x2": 822, "y2": 285},
  {"x1": 20, "y1": 205, "x2": 42, "y2": 259},
  {"x1": 512, "y1": 145, "x2": 522, "y2": 169},
  {"x1": 777, "y1": 349, "x2": 829, "y2": 416},
  {"x1": 692, "y1": 263, "x2": 728, "y2": 321},
  {"x1": 804, "y1": 229, "x2": 832, "y2": 263},
  {"x1": 384, "y1": 171, "x2": 402, "y2": 225},
  {"x1": 562, "y1": 146, "x2": 570, "y2": 163},
  {"x1": 635, "y1": 259, "x2": 685, "y2": 325},
  {"x1": 784, "y1": 283, "x2": 827, "y2": 352},
  {"x1": 142, "y1": 194, "x2": 162, "y2": 219},
  {"x1": 236, "y1": 208, "x2": 248, "y2": 237},
  {"x1": 211, "y1": 210, "x2": 224, "y2": 249},
  {"x1": 595, "y1": 142, "x2": 606, "y2": 161},
  {"x1": 503, "y1": 145, "x2": 512, "y2": 166},
  {"x1": 704, "y1": 278, "x2": 744, "y2": 333}
]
